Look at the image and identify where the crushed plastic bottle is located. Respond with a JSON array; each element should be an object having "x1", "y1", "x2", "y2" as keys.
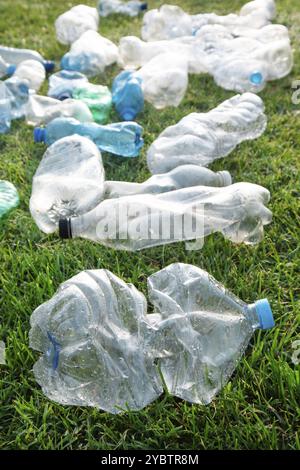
[
  {"x1": 104, "y1": 165, "x2": 232, "y2": 199},
  {"x1": 33, "y1": 117, "x2": 144, "y2": 158},
  {"x1": 58, "y1": 182, "x2": 272, "y2": 250},
  {"x1": 72, "y1": 83, "x2": 112, "y2": 124},
  {"x1": 112, "y1": 70, "x2": 144, "y2": 120},
  {"x1": 30, "y1": 136, "x2": 105, "y2": 234},
  {"x1": 98, "y1": 0, "x2": 148, "y2": 17},
  {"x1": 0, "y1": 180, "x2": 19, "y2": 218},
  {"x1": 48, "y1": 70, "x2": 89, "y2": 101},
  {"x1": 29, "y1": 269, "x2": 162, "y2": 412},
  {"x1": 55, "y1": 5, "x2": 99, "y2": 45},
  {"x1": 25, "y1": 95, "x2": 93, "y2": 126},
  {"x1": 60, "y1": 30, "x2": 119, "y2": 77},
  {"x1": 147, "y1": 263, "x2": 275, "y2": 404},
  {"x1": 0, "y1": 81, "x2": 11, "y2": 133},
  {"x1": 142, "y1": 4, "x2": 193, "y2": 41},
  {"x1": 147, "y1": 93, "x2": 266, "y2": 174},
  {"x1": 11, "y1": 60, "x2": 46, "y2": 93},
  {"x1": 29, "y1": 264, "x2": 274, "y2": 411},
  {"x1": 0, "y1": 76, "x2": 29, "y2": 132},
  {"x1": 0, "y1": 45, "x2": 54, "y2": 72}
]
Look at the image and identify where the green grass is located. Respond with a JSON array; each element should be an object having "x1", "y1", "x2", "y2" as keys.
[{"x1": 0, "y1": 0, "x2": 300, "y2": 450}]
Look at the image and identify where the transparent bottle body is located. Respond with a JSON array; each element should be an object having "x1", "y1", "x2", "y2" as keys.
[
  {"x1": 55, "y1": 6, "x2": 99, "y2": 45},
  {"x1": 0, "y1": 81, "x2": 11, "y2": 133},
  {"x1": 73, "y1": 83, "x2": 112, "y2": 124},
  {"x1": 0, "y1": 180, "x2": 19, "y2": 218},
  {"x1": 0, "y1": 45, "x2": 53, "y2": 70},
  {"x1": 98, "y1": 0, "x2": 146, "y2": 17},
  {"x1": 147, "y1": 93, "x2": 266, "y2": 174},
  {"x1": 12, "y1": 60, "x2": 46, "y2": 93},
  {"x1": 48, "y1": 70, "x2": 89, "y2": 100}
]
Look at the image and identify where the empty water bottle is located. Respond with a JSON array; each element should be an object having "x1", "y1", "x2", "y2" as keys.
[
  {"x1": 11, "y1": 60, "x2": 46, "y2": 93},
  {"x1": 25, "y1": 95, "x2": 93, "y2": 126},
  {"x1": 142, "y1": 4, "x2": 193, "y2": 41},
  {"x1": 0, "y1": 76, "x2": 29, "y2": 132},
  {"x1": 0, "y1": 180, "x2": 19, "y2": 218},
  {"x1": 104, "y1": 165, "x2": 232, "y2": 199},
  {"x1": 29, "y1": 268, "x2": 162, "y2": 412},
  {"x1": 112, "y1": 70, "x2": 144, "y2": 120},
  {"x1": 60, "y1": 30, "x2": 119, "y2": 77},
  {"x1": 30, "y1": 136, "x2": 105, "y2": 234},
  {"x1": 59, "y1": 182, "x2": 272, "y2": 250},
  {"x1": 33, "y1": 117, "x2": 144, "y2": 158},
  {"x1": 29, "y1": 264, "x2": 274, "y2": 411},
  {"x1": 73, "y1": 83, "x2": 112, "y2": 124},
  {"x1": 48, "y1": 70, "x2": 89, "y2": 100},
  {"x1": 147, "y1": 93, "x2": 266, "y2": 174},
  {"x1": 98, "y1": 0, "x2": 147, "y2": 17},
  {"x1": 147, "y1": 263, "x2": 275, "y2": 404},
  {"x1": 0, "y1": 45, "x2": 54, "y2": 72},
  {"x1": 55, "y1": 5, "x2": 99, "y2": 45}
]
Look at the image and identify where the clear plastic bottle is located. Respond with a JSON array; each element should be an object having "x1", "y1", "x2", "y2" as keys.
[
  {"x1": 142, "y1": 4, "x2": 193, "y2": 41},
  {"x1": 0, "y1": 56, "x2": 14, "y2": 79},
  {"x1": 33, "y1": 117, "x2": 144, "y2": 158},
  {"x1": 25, "y1": 95, "x2": 93, "y2": 126},
  {"x1": 59, "y1": 182, "x2": 272, "y2": 250},
  {"x1": 55, "y1": 5, "x2": 99, "y2": 45},
  {"x1": 29, "y1": 269, "x2": 162, "y2": 413},
  {"x1": 0, "y1": 180, "x2": 19, "y2": 218},
  {"x1": 147, "y1": 263, "x2": 275, "y2": 404},
  {"x1": 30, "y1": 136, "x2": 105, "y2": 234},
  {"x1": 0, "y1": 45, "x2": 54, "y2": 72},
  {"x1": 0, "y1": 82, "x2": 11, "y2": 133},
  {"x1": 72, "y1": 83, "x2": 112, "y2": 124},
  {"x1": 98, "y1": 0, "x2": 148, "y2": 17},
  {"x1": 48, "y1": 70, "x2": 89, "y2": 101},
  {"x1": 147, "y1": 93, "x2": 266, "y2": 174},
  {"x1": 0, "y1": 76, "x2": 29, "y2": 131},
  {"x1": 60, "y1": 30, "x2": 119, "y2": 77},
  {"x1": 112, "y1": 70, "x2": 144, "y2": 120},
  {"x1": 11, "y1": 59, "x2": 46, "y2": 93}
]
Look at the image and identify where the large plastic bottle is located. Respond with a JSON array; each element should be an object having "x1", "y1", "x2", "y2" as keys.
[
  {"x1": 0, "y1": 45, "x2": 54, "y2": 72},
  {"x1": 58, "y1": 182, "x2": 272, "y2": 250},
  {"x1": 72, "y1": 83, "x2": 112, "y2": 124},
  {"x1": 25, "y1": 95, "x2": 93, "y2": 126},
  {"x1": 142, "y1": 4, "x2": 193, "y2": 41},
  {"x1": 147, "y1": 263, "x2": 275, "y2": 404},
  {"x1": 55, "y1": 5, "x2": 99, "y2": 45},
  {"x1": 60, "y1": 30, "x2": 119, "y2": 77},
  {"x1": 98, "y1": 0, "x2": 148, "y2": 17},
  {"x1": 33, "y1": 117, "x2": 144, "y2": 158},
  {"x1": 11, "y1": 60, "x2": 46, "y2": 93},
  {"x1": 0, "y1": 180, "x2": 19, "y2": 218},
  {"x1": 29, "y1": 264, "x2": 274, "y2": 411},
  {"x1": 30, "y1": 136, "x2": 105, "y2": 234},
  {"x1": 147, "y1": 93, "x2": 266, "y2": 174},
  {"x1": 48, "y1": 70, "x2": 89, "y2": 100},
  {"x1": 112, "y1": 70, "x2": 144, "y2": 120}
]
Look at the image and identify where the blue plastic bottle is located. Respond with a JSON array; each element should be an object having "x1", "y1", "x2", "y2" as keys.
[
  {"x1": 112, "y1": 70, "x2": 144, "y2": 121},
  {"x1": 34, "y1": 117, "x2": 144, "y2": 157}
]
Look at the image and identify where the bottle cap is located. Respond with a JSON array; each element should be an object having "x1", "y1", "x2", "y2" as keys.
[
  {"x1": 33, "y1": 127, "x2": 46, "y2": 143},
  {"x1": 254, "y1": 299, "x2": 275, "y2": 330},
  {"x1": 59, "y1": 219, "x2": 72, "y2": 239},
  {"x1": 43, "y1": 61, "x2": 55, "y2": 73},
  {"x1": 218, "y1": 170, "x2": 232, "y2": 186},
  {"x1": 250, "y1": 72, "x2": 263, "y2": 86},
  {"x1": 140, "y1": 3, "x2": 148, "y2": 11},
  {"x1": 122, "y1": 108, "x2": 136, "y2": 121},
  {"x1": 58, "y1": 92, "x2": 72, "y2": 101},
  {"x1": 6, "y1": 64, "x2": 16, "y2": 75}
]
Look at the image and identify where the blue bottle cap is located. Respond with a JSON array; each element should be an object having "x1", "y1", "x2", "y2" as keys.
[
  {"x1": 254, "y1": 299, "x2": 275, "y2": 330},
  {"x1": 34, "y1": 127, "x2": 46, "y2": 143},
  {"x1": 140, "y1": 3, "x2": 148, "y2": 11},
  {"x1": 58, "y1": 92, "x2": 72, "y2": 101},
  {"x1": 43, "y1": 61, "x2": 55, "y2": 73},
  {"x1": 122, "y1": 108, "x2": 136, "y2": 121},
  {"x1": 6, "y1": 64, "x2": 16, "y2": 75},
  {"x1": 250, "y1": 72, "x2": 263, "y2": 86}
]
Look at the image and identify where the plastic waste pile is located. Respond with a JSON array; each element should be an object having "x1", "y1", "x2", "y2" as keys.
[
  {"x1": 98, "y1": 0, "x2": 148, "y2": 17},
  {"x1": 29, "y1": 264, "x2": 275, "y2": 413}
]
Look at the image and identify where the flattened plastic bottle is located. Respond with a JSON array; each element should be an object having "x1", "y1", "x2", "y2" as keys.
[
  {"x1": 147, "y1": 263, "x2": 275, "y2": 404},
  {"x1": 55, "y1": 5, "x2": 99, "y2": 45},
  {"x1": 112, "y1": 70, "x2": 144, "y2": 120},
  {"x1": 0, "y1": 45, "x2": 54, "y2": 72},
  {"x1": 30, "y1": 135, "x2": 105, "y2": 234},
  {"x1": 33, "y1": 117, "x2": 144, "y2": 158},
  {"x1": 59, "y1": 182, "x2": 272, "y2": 250},
  {"x1": 29, "y1": 269, "x2": 162, "y2": 413},
  {"x1": 25, "y1": 95, "x2": 93, "y2": 126},
  {"x1": 0, "y1": 180, "x2": 19, "y2": 218},
  {"x1": 147, "y1": 93, "x2": 266, "y2": 174},
  {"x1": 48, "y1": 70, "x2": 89, "y2": 101},
  {"x1": 72, "y1": 83, "x2": 112, "y2": 124},
  {"x1": 60, "y1": 30, "x2": 119, "y2": 77},
  {"x1": 11, "y1": 59, "x2": 46, "y2": 93},
  {"x1": 98, "y1": 0, "x2": 147, "y2": 17}
]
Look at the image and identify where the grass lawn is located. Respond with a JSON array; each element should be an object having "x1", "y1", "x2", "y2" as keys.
[{"x1": 0, "y1": 0, "x2": 299, "y2": 450}]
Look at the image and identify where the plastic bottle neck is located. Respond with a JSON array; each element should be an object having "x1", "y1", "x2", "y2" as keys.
[
  {"x1": 34, "y1": 127, "x2": 46, "y2": 143},
  {"x1": 43, "y1": 61, "x2": 55, "y2": 73},
  {"x1": 246, "y1": 299, "x2": 275, "y2": 330}
]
